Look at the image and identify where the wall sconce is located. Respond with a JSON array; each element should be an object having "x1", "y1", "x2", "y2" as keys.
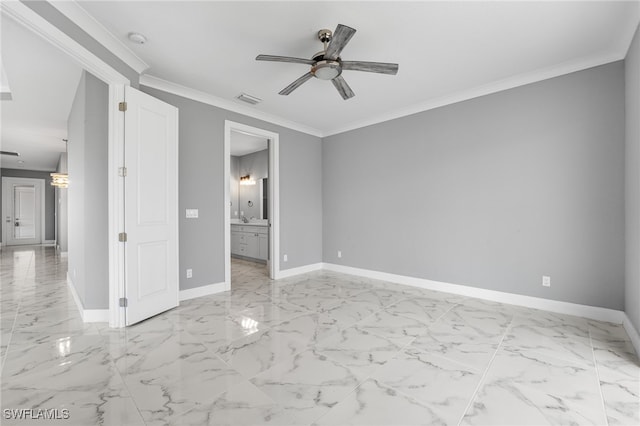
[
  {"x1": 51, "y1": 138, "x2": 69, "y2": 188},
  {"x1": 240, "y1": 174, "x2": 256, "y2": 185},
  {"x1": 50, "y1": 173, "x2": 69, "y2": 188}
]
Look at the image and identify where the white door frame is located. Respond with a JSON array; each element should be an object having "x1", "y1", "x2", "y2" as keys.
[
  {"x1": 1, "y1": 177, "x2": 45, "y2": 246},
  {"x1": 224, "y1": 121, "x2": 280, "y2": 286},
  {"x1": 2, "y1": 2, "x2": 129, "y2": 327}
]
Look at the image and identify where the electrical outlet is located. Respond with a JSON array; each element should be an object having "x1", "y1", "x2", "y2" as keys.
[
  {"x1": 337, "y1": 250, "x2": 342, "y2": 258},
  {"x1": 542, "y1": 275, "x2": 551, "y2": 287},
  {"x1": 185, "y1": 209, "x2": 199, "y2": 219},
  {"x1": 186, "y1": 268, "x2": 193, "y2": 278},
  {"x1": 283, "y1": 254, "x2": 288, "y2": 262}
]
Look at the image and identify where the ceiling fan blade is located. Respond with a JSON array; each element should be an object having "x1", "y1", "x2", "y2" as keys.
[
  {"x1": 325, "y1": 24, "x2": 356, "y2": 60},
  {"x1": 256, "y1": 54, "x2": 315, "y2": 65},
  {"x1": 332, "y1": 75, "x2": 355, "y2": 100},
  {"x1": 341, "y1": 61, "x2": 399, "y2": 75},
  {"x1": 279, "y1": 72, "x2": 314, "y2": 95}
]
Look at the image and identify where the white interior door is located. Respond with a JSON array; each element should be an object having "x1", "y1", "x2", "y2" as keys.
[
  {"x1": 14, "y1": 186, "x2": 36, "y2": 239},
  {"x1": 123, "y1": 86, "x2": 179, "y2": 326},
  {"x1": 2, "y1": 177, "x2": 44, "y2": 246}
]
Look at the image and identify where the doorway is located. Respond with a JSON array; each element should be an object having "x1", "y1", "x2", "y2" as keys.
[
  {"x1": 2, "y1": 1, "x2": 179, "y2": 328},
  {"x1": 2, "y1": 177, "x2": 45, "y2": 246},
  {"x1": 224, "y1": 121, "x2": 280, "y2": 289}
]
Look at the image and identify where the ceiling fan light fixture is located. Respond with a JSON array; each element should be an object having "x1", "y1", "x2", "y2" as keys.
[{"x1": 312, "y1": 60, "x2": 341, "y2": 80}]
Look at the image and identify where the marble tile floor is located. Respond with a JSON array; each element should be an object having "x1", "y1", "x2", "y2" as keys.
[{"x1": 1, "y1": 246, "x2": 638, "y2": 425}]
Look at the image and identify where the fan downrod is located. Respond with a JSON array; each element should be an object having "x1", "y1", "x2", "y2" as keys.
[{"x1": 317, "y1": 29, "x2": 332, "y2": 44}]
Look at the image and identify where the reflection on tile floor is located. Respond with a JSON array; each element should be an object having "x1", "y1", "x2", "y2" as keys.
[{"x1": 1, "y1": 246, "x2": 638, "y2": 425}]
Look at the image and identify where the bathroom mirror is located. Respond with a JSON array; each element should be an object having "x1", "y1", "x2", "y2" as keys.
[
  {"x1": 230, "y1": 146, "x2": 268, "y2": 221},
  {"x1": 239, "y1": 178, "x2": 268, "y2": 220}
]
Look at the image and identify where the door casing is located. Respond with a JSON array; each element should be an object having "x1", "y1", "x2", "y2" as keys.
[{"x1": 224, "y1": 121, "x2": 280, "y2": 287}]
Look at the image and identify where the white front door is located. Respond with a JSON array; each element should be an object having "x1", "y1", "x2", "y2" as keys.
[
  {"x1": 2, "y1": 177, "x2": 44, "y2": 246},
  {"x1": 123, "y1": 86, "x2": 179, "y2": 326}
]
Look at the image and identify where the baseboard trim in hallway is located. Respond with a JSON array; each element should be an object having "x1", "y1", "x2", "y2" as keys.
[
  {"x1": 66, "y1": 273, "x2": 109, "y2": 323},
  {"x1": 623, "y1": 313, "x2": 640, "y2": 356}
]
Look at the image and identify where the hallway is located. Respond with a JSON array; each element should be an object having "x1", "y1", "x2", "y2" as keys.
[{"x1": 1, "y1": 246, "x2": 639, "y2": 425}]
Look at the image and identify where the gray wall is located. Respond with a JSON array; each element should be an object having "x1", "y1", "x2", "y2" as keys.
[
  {"x1": 68, "y1": 72, "x2": 86, "y2": 304},
  {"x1": 68, "y1": 71, "x2": 109, "y2": 309},
  {"x1": 55, "y1": 153, "x2": 68, "y2": 252},
  {"x1": 22, "y1": 1, "x2": 139, "y2": 87},
  {"x1": 230, "y1": 156, "x2": 239, "y2": 219},
  {"x1": 1, "y1": 168, "x2": 56, "y2": 242},
  {"x1": 141, "y1": 86, "x2": 323, "y2": 290},
  {"x1": 323, "y1": 61, "x2": 625, "y2": 310},
  {"x1": 625, "y1": 25, "x2": 640, "y2": 331}
]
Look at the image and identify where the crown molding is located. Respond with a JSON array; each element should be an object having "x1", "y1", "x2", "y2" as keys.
[
  {"x1": 141, "y1": 48, "x2": 624, "y2": 140},
  {"x1": 139, "y1": 74, "x2": 324, "y2": 138},
  {"x1": 1, "y1": 0, "x2": 129, "y2": 85},
  {"x1": 323, "y1": 51, "x2": 625, "y2": 137},
  {"x1": 49, "y1": 0, "x2": 149, "y2": 74}
]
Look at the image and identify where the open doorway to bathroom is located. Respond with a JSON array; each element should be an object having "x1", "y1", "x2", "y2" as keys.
[{"x1": 224, "y1": 121, "x2": 280, "y2": 290}]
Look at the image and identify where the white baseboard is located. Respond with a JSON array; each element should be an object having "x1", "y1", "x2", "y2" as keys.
[
  {"x1": 43, "y1": 240, "x2": 55, "y2": 246},
  {"x1": 623, "y1": 313, "x2": 640, "y2": 356},
  {"x1": 177, "y1": 264, "x2": 321, "y2": 302},
  {"x1": 179, "y1": 281, "x2": 228, "y2": 301},
  {"x1": 66, "y1": 272, "x2": 84, "y2": 319},
  {"x1": 276, "y1": 262, "x2": 324, "y2": 279},
  {"x1": 66, "y1": 273, "x2": 108, "y2": 323},
  {"x1": 83, "y1": 309, "x2": 109, "y2": 322},
  {"x1": 323, "y1": 263, "x2": 624, "y2": 324}
]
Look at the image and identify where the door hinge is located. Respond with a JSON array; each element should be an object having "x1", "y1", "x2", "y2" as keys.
[
  {"x1": 118, "y1": 167, "x2": 127, "y2": 177},
  {"x1": 119, "y1": 297, "x2": 128, "y2": 308},
  {"x1": 119, "y1": 101, "x2": 127, "y2": 112},
  {"x1": 118, "y1": 232, "x2": 127, "y2": 242}
]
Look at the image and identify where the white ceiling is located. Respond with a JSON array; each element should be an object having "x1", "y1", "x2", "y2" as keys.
[
  {"x1": 1, "y1": 1, "x2": 637, "y2": 172},
  {"x1": 75, "y1": 1, "x2": 639, "y2": 136},
  {"x1": 230, "y1": 130, "x2": 268, "y2": 157},
  {"x1": 1, "y1": 14, "x2": 82, "y2": 171}
]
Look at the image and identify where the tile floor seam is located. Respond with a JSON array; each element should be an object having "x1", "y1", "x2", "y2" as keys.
[
  {"x1": 588, "y1": 327, "x2": 611, "y2": 426},
  {"x1": 307, "y1": 322, "x2": 434, "y2": 424},
  {"x1": 1, "y1": 250, "x2": 33, "y2": 374},
  {"x1": 1, "y1": 303, "x2": 19, "y2": 374},
  {"x1": 110, "y1": 359, "x2": 148, "y2": 426},
  {"x1": 456, "y1": 312, "x2": 515, "y2": 426},
  {"x1": 383, "y1": 301, "x2": 459, "y2": 331}
]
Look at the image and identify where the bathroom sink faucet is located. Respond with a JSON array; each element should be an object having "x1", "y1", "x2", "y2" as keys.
[{"x1": 241, "y1": 216, "x2": 249, "y2": 223}]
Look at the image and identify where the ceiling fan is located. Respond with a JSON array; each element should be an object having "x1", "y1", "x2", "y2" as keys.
[{"x1": 256, "y1": 24, "x2": 398, "y2": 100}]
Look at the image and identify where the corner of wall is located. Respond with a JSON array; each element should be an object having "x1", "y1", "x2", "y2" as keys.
[{"x1": 625, "y1": 22, "x2": 640, "y2": 335}]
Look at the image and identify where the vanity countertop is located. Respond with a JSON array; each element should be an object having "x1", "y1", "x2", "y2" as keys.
[{"x1": 230, "y1": 221, "x2": 268, "y2": 227}]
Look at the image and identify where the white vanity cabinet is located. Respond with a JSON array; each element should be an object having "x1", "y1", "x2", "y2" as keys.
[{"x1": 230, "y1": 224, "x2": 268, "y2": 261}]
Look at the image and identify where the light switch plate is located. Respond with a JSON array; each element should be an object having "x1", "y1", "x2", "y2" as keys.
[{"x1": 186, "y1": 209, "x2": 199, "y2": 219}]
